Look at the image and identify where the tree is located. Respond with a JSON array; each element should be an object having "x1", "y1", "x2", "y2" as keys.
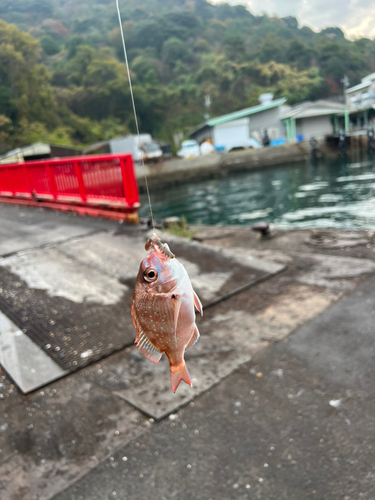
[
  {"x1": 0, "y1": 20, "x2": 56, "y2": 127},
  {"x1": 194, "y1": 0, "x2": 214, "y2": 21},
  {"x1": 321, "y1": 27, "x2": 345, "y2": 40},
  {"x1": 257, "y1": 33, "x2": 288, "y2": 64},
  {"x1": 286, "y1": 39, "x2": 315, "y2": 70},
  {"x1": 67, "y1": 45, "x2": 95, "y2": 85},
  {"x1": 0, "y1": 114, "x2": 13, "y2": 153},
  {"x1": 1, "y1": 1, "x2": 375, "y2": 150},
  {"x1": 216, "y1": 3, "x2": 242, "y2": 21},
  {"x1": 65, "y1": 36, "x2": 87, "y2": 59},
  {"x1": 131, "y1": 55, "x2": 161, "y2": 82},
  {"x1": 164, "y1": 11, "x2": 200, "y2": 30},
  {"x1": 282, "y1": 16, "x2": 298, "y2": 29},
  {"x1": 128, "y1": 20, "x2": 166, "y2": 52},
  {"x1": 0, "y1": 85, "x2": 17, "y2": 120},
  {"x1": 162, "y1": 38, "x2": 193, "y2": 68},
  {"x1": 254, "y1": 61, "x2": 326, "y2": 104},
  {"x1": 223, "y1": 36, "x2": 246, "y2": 62},
  {"x1": 41, "y1": 36, "x2": 61, "y2": 56}
]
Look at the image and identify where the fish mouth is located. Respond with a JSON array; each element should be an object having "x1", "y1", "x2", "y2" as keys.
[{"x1": 145, "y1": 234, "x2": 175, "y2": 259}]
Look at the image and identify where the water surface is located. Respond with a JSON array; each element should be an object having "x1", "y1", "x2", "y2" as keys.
[{"x1": 140, "y1": 154, "x2": 375, "y2": 230}]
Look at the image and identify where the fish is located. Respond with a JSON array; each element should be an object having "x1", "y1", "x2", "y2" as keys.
[{"x1": 131, "y1": 234, "x2": 203, "y2": 392}]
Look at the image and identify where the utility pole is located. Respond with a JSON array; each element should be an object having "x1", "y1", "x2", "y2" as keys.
[
  {"x1": 204, "y1": 95, "x2": 211, "y2": 120},
  {"x1": 341, "y1": 75, "x2": 350, "y2": 104}
]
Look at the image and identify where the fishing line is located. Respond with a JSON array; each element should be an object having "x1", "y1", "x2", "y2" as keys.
[{"x1": 115, "y1": 0, "x2": 156, "y2": 233}]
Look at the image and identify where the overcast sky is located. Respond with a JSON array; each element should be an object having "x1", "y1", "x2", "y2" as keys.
[{"x1": 211, "y1": 0, "x2": 375, "y2": 39}]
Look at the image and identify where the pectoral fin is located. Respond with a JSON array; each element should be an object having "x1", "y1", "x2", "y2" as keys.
[
  {"x1": 193, "y1": 290, "x2": 203, "y2": 316},
  {"x1": 173, "y1": 294, "x2": 182, "y2": 348},
  {"x1": 132, "y1": 303, "x2": 162, "y2": 364},
  {"x1": 186, "y1": 325, "x2": 200, "y2": 350}
]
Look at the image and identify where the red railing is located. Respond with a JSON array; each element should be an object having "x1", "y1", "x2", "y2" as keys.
[{"x1": 0, "y1": 154, "x2": 140, "y2": 221}]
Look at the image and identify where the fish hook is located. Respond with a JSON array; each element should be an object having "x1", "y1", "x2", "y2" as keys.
[{"x1": 145, "y1": 234, "x2": 175, "y2": 259}]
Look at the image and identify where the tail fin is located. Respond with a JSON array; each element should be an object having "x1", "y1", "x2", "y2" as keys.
[{"x1": 170, "y1": 361, "x2": 192, "y2": 393}]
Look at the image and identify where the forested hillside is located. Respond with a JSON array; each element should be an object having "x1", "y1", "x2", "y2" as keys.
[{"x1": 1, "y1": 0, "x2": 375, "y2": 152}]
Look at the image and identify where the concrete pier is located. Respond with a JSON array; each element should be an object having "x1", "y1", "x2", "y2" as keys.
[
  {"x1": 136, "y1": 141, "x2": 339, "y2": 189},
  {"x1": 1, "y1": 206, "x2": 375, "y2": 499}
]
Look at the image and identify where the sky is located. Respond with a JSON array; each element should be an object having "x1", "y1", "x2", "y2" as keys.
[{"x1": 210, "y1": 0, "x2": 375, "y2": 39}]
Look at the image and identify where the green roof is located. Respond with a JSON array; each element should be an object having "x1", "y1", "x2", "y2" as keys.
[{"x1": 206, "y1": 98, "x2": 287, "y2": 126}]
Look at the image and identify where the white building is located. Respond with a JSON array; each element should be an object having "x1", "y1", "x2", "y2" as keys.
[
  {"x1": 346, "y1": 72, "x2": 375, "y2": 110},
  {"x1": 281, "y1": 100, "x2": 348, "y2": 140},
  {"x1": 188, "y1": 95, "x2": 287, "y2": 151},
  {"x1": 344, "y1": 73, "x2": 375, "y2": 131}
]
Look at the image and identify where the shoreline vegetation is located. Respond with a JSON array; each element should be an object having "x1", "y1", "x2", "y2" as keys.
[{"x1": 0, "y1": 0, "x2": 375, "y2": 155}]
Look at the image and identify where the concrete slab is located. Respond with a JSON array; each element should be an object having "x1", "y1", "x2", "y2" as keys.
[
  {"x1": 113, "y1": 284, "x2": 335, "y2": 420},
  {"x1": 0, "y1": 204, "x2": 108, "y2": 257},
  {"x1": 0, "y1": 229, "x2": 285, "y2": 389},
  {"x1": 284, "y1": 274, "x2": 375, "y2": 389},
  {"x1": 296, "y1": 253, "x2": 375, "y2": 291},
  {"x1": 0, "y1": 356, "x2": 148, "y2": 500},
  {"x1": 58, "y1": 231, "x2": 147, "y2": 281},
  {"x1": 151, "y1": 233, "x2": 285, "y2": 307},
  {"x1": 210, "y1": 285, "x2": 336, "y2": 343},
  {"x1": 1, "y1": 247, "x2": 127, "y2": 305},
  {"x1": 115, "y1": 339, "x2": 252, "y2": 420},
  {"x1": 0, "y1": 311, "x2": 68, "y2": 393},
  {"x1": 52, "y1": 275, "x2": 375, "y2": 500},
  {"x1": 55, "y1": 231, "x2": 285, "y2": 304}
]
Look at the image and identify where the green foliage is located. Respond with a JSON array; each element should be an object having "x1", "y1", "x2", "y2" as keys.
[
  {"x1": 164, "y1": 217, "x2": 194, "y2": 239},
  {"x1": 162, "y1": 38, "x2": 193, "y2": 67},
  {"x1": 65, "y1": 36, "x2": 87, "y2": 59},
  {"x1": 286, "y1": 39, "x2": 315, "y2": 70},
  {"x1": 224, "y1": 36, "x2": 246, "y2": 62},
  {"x1": 0, "y1": 20, "x2": 57, "y2": 128},
  {"x1": 41, "y1": 35, "x2": 60, "y2": 56},
  {"x1": 0, "y1": 114, "x2": 13, "y2": 153},
  {"x1": 282, "y1": 16, "x2": 299, "y2": 29},
  {"x1": 320, "y1": 27, "x2": 345, "y2": 40},
  {"x1": 1, "y1": 0, "x2": 375, "y2": 154},
  {"x1": 14, "y1": 119, "x2": 71, "y2": 147},
  {"x1": 128, "y1": 20, "x2": 166, "y2": 52}
]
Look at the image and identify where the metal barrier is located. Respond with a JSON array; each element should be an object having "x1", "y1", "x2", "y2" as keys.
[{"x1": 0, "y1": 154, "x2": 140, "y2": 221}]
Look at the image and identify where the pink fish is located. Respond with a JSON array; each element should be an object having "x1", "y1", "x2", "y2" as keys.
[{"x1": 131, "y1": 234, "x2": 203, "y2": 392}]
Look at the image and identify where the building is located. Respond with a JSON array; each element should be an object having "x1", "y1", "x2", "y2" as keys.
[
  {"x1": 188, "y1": 95, "x2": 287, "y2": 151},
  {"x1": 84, "y1": 135, "x2": 167, "y2": 162},
  {"x1": 83, "y1": 135, "x2": 153, "y2": 158},
  {"x1": 346, "y1": 72, "x2": 375, "y2": 109},
  {"x1": 345, "y1": 73, "x2": 375, "y2": 130},
  {"x1": 0, "y1": 142, "x2": 82, "y2": 164},
  {"x1": 280, "y1": 100, "x2": 349, "y2": 141}
]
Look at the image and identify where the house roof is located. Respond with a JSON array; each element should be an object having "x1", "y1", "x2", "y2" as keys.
[
  {"x1": 362, "y1": 72, "x2": 375, "y2": 83},
  {"x1": 346, "y1": 80, "x2": 372, "y2": 94},
  {"x1": 0, "y1": 142, "x2": 51, "y2": 164},
  {"x1": 281, "y1": 100, "x2": 347, "y2": 120},
  {"x1": 207, "y1": 98, "x2": 287, "y2": 126},
  {"x1": 189, "y1": 98, "x2": 287, "y2": 137},
  {"x1": 346, "y1": 72, "x2": 375, "y2": 94},
  {"x1": 0, "y1": 142, "x2": 82, "y2": 164},
  {"x1": 83, "y1": 140, "x2": 110, "y2": 154}
]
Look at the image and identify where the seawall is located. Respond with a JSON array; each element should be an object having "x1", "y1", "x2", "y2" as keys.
[{"x1": 136, "y1": 141, "x2": 336, "y2": 190}]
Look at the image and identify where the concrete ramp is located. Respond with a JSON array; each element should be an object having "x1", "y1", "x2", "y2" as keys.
[{"x1": 0, "y1": 229, "x2": 284, "y2": 393}]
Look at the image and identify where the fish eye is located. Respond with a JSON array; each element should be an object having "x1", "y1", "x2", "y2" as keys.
[{"x1": 143, "y1": 266, "x2": 158, "y2": 283}]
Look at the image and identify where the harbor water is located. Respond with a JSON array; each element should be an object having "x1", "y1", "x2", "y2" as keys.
[{"x1": 139, "y1": 154, "x2": 375, "y2": 230}]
